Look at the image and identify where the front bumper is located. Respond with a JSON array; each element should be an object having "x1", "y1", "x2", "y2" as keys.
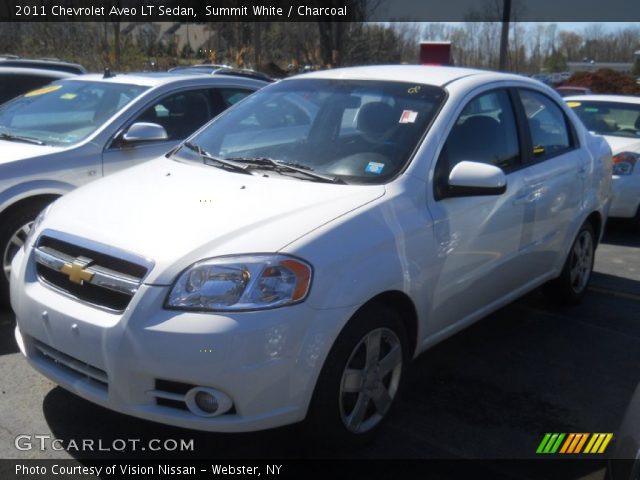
[
  {"x1": 609, "y1": 175, "x2": 640, "y2": 219},
  {"x1": 11, "y1": 246, "x2": 355, "y2": 432}
]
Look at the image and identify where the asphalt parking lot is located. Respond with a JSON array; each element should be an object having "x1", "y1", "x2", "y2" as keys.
[{"x1": 0, "y1": 222, "x2": 639, "y2": 475}]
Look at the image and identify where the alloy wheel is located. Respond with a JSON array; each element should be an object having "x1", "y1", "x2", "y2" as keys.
[
  {"x1": 339, "y1": 327, "x2": 403, "y2": 434},
  {"x1": 569, "y1": 229, "x2": 594, "y2": 294},
  {"x1": 2, "y1": 221, "x2": 33, "y2": 281}
]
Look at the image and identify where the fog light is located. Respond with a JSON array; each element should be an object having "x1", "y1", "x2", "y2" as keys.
[
  {"x1": 185, "y1": 386, "x2": 233, "y2": 417},
  {"x1": 195, "y1": 391, "x2": 218, "y2": 414}
]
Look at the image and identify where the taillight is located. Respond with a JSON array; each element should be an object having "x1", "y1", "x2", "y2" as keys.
[{"x1": 612, "y1": 152, "x2": 638, "y2": 176}]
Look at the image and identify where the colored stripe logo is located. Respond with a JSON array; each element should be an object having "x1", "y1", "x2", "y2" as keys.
[{"x1": 536, "y1": 433, "x2": 613, "y2": 454}]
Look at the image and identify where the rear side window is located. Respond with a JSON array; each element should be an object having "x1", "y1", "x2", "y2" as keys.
[
  {"x1": 219, "y1": 88, "x2": 252, "y2": 108},
  {"x1": 518, "y1": 90, "x2": 572, "y2": 159},
  {"x1": 441, "y1": 89, "x2": 520, "y2": 172}
]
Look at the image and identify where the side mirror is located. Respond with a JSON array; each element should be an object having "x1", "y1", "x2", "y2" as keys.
[
  {"x1": 122, "y1": 122, "x2": 168, "y2": 143},
  {"x1": 446, "y1": 161, "x2": 507, "y2": 197}
]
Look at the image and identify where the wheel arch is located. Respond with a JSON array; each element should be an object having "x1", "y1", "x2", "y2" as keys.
[
  {"x1": 0, "y1": 193, "x2": 61, "y2": 228},
  {"x1": 349, "y1": 290, "x2": 419, "y2": 359}
]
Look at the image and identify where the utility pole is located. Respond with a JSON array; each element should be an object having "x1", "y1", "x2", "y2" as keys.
[{"x1": 499, "y1": 0, "x2": 511, "y2": 71}]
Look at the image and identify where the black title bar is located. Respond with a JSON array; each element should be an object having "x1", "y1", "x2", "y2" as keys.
[{"x1": 1, "y1": 0, "x2": 640, "y2": 22}]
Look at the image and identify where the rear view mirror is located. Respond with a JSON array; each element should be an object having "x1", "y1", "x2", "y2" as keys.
[
  {"x1": 446, "y1": 161, "x2": 507, "y2": 197},
  {"x1": 122, "y1": 122, "x2": 168, "y2": 143}
]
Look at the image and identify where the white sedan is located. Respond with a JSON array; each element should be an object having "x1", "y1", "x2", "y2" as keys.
[
  {"x1": 565, "y1": 95, "x2": 640, "y2": 230},
  {"x1": 11, "y1": 65, "x2": 611, "y2": 445}
]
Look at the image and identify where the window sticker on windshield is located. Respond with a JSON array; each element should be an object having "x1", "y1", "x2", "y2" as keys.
[
  {"x1": 566, "y1": 101, "x2": 581, "y2": 108},
  {"x1": 60, "y1": 93, "x2": 77, "y2": 100},
  {"x1": 399, "y1": 110, "x2": 418, "y2": 124},
  {"x1": 365, "y1": 162, "x2": 385, "y2": 174},
  {"x1": 584, "y1": 107, "x2": 599, "y2": 113},
  {"x1": 24, "y1": 85, "x2": 62, "y2": 97}
]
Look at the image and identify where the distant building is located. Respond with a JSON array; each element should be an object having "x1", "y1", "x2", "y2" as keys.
[{"x1": 121, "y1": 22, "x2": 216, "y2": 54}]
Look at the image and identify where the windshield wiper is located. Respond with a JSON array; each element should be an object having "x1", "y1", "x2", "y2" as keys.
[
  {"x1": 225, "y1": 156, "x2": 345, "y2": 184},
  {"x1": 183, "y1": 142, "x2": 251, "y2": 175},
  {"x1": 0, "y1": 132, "x2": 46, "y2": 145}
]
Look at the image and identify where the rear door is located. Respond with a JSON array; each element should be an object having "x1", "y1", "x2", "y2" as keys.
[{"x1": 512, "y1": 88, "x2": 585, "y2": 278}]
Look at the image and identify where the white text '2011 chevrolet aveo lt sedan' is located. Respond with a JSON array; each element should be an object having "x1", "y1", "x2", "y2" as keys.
[{"x1": 10, "y1": 66, "x2": 611, "y2": 444}]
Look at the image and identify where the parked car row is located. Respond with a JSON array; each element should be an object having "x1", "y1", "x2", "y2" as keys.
[{"x1": 7, "y1": 65, "x2": 613, "y2": 445}]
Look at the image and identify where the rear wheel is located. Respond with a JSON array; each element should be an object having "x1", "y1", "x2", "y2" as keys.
[
  {"x1": 305, "y1": 303, "x2": 410, "y2": 447},
  {"x1": 0, "y1": 201, "x2": 51, "y2": 308},
  {"x1": 543, "y1": 222, "x2": 596, "y2": 304}
]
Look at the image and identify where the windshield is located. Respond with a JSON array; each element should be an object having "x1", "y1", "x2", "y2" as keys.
[
  {"x1": 567, "y1": 100, "x2": 640, "y2": 138},
  {"x1": 174, "y1": 79, "x2": 446, "y2": 184},
  {"x1": 0, "y1": 80, "x2": 148, "y2": 146}
]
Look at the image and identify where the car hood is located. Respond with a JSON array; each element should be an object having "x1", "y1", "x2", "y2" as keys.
[
  {"x1": 0, "y1": 139, "x2": 63, "y2": 164},
  {"x1": 602, "y1": 135, "x2": 640, "y2": 155},
  {"x1": 43, "y1": 157, "x2": 386, "y2": 285}
]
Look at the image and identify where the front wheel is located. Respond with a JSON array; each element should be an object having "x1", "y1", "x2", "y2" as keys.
[
  {"x1": 0, "y1": 201, "x2": 50, "y2": 308},
  {"x1": 305, "y1": 303, "x2": 410, "y2": 447},
  {"x1": 543, "y1": 222, "x2": 596, "y2": 304}
]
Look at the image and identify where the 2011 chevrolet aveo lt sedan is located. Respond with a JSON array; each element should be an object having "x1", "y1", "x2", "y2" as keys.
[{"x1": 10, "y1": 66, "x2": 611, "y2": 444}]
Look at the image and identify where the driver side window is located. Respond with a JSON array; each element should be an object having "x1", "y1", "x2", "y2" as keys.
[{"x1": 435, "y1": 89, "x2": 520, "y2": 200}]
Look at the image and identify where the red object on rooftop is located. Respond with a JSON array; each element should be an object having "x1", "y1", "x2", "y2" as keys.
[{"x1": 420, "y1": 42, "x2": 452, "y2": 66}]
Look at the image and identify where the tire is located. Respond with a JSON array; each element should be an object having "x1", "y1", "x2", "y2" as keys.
[
  {"x1": 0, "y1": 200, "x2": 51, "y2": 308},
  {"x1": 630, "y1": 206, "x2": 640, "y2": 234},
  {"x1": 543, "y1": 222, "x2": 596, "y2": 305},
  {"x1": 304, "y1": 302, "x2": 410, "y2": 448}
]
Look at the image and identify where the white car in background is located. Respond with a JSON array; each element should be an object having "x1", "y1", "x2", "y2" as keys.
[
  {"x1": 11, "y1": 65, "x2": 611, "y2": 444},
  {"x1": 0, "y1": 72, "x2": 267, "y2": 305},
  {"x1": 565, "y1": 95, "x2": 640, "y2": 230}
]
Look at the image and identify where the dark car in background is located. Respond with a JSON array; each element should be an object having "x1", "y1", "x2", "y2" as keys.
[
  {"x1": 0, "y1": 58, "x2": 86, "y2": 104},
  {"x1": 0, "y1": 67, "x2": 77, "y2": 104}
]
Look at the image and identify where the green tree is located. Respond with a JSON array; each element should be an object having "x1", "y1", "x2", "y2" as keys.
[{"x1": 544, "y1": 51, "x2": 567, "y2": 72}]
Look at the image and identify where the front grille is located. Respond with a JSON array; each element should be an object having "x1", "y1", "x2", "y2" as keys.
[
  {"x1": 34, "y1": 235, "x2": 149, "y2": 312},
  {"x1": 33, "y1": 339, "x2": 108, "y2": 391}
]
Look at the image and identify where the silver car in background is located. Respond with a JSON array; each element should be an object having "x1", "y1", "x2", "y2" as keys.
[{"x1": 0, "y1": 71, "x2": 267, "y2": 304}]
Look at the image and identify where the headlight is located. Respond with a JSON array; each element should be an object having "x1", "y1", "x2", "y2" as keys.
[
  {"x1": 612, "y1": 152, "x2": 638, "y2": 176},
  {"x1": 166, "y1": 254, "x2": 312, "y2": 311},
  {"x1": 25, "y1": 205, "x2": 51, "y2": 249}
]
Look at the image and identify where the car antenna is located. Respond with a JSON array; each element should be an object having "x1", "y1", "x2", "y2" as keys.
[{"x1": 103, "y1": 67, "x2": 115, "y2": 79}]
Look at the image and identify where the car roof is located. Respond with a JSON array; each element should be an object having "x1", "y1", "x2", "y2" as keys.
[
  {"x1": 291, "y1": 65, "x2": 525, "y2": 87},
  {"x1": 64, "y1": 72, "x2": 269, "y2": 88},
  {"x1": 0, "y1": 66, "x2": 76, "y2": 78},
  {"x1": 563, "y1": 94, "x2": 640, "y2": 105},
  {"x1": 0, "y1": 58, "x2": 86, "y2": 74}
]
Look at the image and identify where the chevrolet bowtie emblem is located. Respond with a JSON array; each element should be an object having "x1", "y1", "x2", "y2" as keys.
[{"x1": 60, "y1": 257, "x2": 94, "y2": 285}]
